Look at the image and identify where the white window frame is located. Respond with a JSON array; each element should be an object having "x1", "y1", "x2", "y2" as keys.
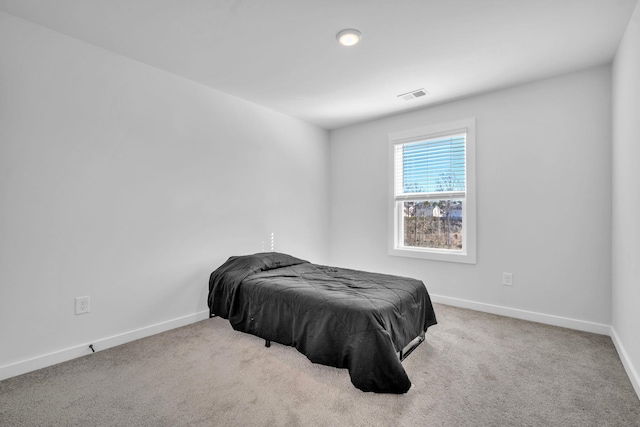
[{"x1": 388, "y1": 118, "x2": 476, "y2": 264}]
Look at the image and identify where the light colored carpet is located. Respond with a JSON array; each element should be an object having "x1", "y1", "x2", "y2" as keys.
[{"x1": 1, "y1": 303, "x2": 639, "y2": 426}]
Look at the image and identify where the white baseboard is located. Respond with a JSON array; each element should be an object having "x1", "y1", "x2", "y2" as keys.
[
  {"x1": 610, "y1": 327, "x2": 640, "y2": 400},
  {"x1": 4, "y1": 300, "x2": 637, "y2": 403},
  {"x1": 0, "y1": 310, "x2": 210, "y2": 382},
  {"x1": 430, "y1": 294, "x2": 612, "y2": 335}
]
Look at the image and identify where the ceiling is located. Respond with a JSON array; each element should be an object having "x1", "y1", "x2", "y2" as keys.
[{"x1": 1, "y1": 0, "x2": 637, "y2": 130}]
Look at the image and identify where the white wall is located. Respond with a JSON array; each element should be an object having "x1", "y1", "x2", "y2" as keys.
[
  {"x1": 329, "y1": 66, "x2": 612, "y2": 331},
  {"x1": 0, "y1": 11, "x2": 329, "y2": 378},
  {"x1": 612, "y1": 1, "x2": 640, "y2": 397}
]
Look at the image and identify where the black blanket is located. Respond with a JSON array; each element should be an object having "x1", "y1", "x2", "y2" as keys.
[{"x1": 208, "y1": 252, "x2": 437, "y2": 393}]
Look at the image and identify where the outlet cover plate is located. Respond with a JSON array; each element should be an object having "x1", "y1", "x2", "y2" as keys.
[
  {"x1": 502, "y1": 272, "x2": 513, "y2": 286},
  {"x1": 75, "y1": 296, "x2": 90, "y2": 315}
]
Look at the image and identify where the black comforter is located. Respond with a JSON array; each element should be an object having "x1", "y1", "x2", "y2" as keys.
[{"x1": 208, "y1": 252, "x2": 437, "y2": 393}]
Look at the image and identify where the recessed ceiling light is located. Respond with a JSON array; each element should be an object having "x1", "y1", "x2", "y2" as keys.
[{"x1": 336, "y1": 29, "x2": 362, "y2": 47}]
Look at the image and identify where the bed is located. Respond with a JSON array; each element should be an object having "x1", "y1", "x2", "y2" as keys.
[{"x1": 208, "y1": 252, "x2": 437, "y2": 393}]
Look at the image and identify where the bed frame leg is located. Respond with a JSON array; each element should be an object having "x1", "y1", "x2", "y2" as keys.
[
  {"x1": 265, "y1": 340, "x2": 271, "y2": 348},
  {"x1": 399, "y1": 331, "x2": 426, "y2": 361}
]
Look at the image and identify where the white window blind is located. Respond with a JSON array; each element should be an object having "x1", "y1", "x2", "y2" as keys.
[{"x1": 394, "y1": 133, "x2": 466, "y2": 200}]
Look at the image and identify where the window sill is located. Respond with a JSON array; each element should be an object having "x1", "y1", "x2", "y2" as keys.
[{"x1": 388, "y1": 246, "x2": 476, "y2": 264}]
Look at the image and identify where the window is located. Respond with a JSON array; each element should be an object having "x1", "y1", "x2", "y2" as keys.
[{"x1": 388, "y1": 118, "x2": 476, "y2": 263}]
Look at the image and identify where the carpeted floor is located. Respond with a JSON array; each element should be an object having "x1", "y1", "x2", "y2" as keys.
[{"x1": 1, "y1": 303, "x2": 639, "y2": 426}]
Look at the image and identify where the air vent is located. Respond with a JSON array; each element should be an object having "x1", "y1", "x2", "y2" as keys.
[{"x1": 398, "y1": 88, "x2": 429, "y2": 101}]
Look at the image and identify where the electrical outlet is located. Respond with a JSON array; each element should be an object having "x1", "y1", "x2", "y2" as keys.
[
  {"x1": 75, "y1": 296, "x2": 90, "y2": 315},
  {"x1": 502, "y1": 272, "x2": 513, "y2": 286}
]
